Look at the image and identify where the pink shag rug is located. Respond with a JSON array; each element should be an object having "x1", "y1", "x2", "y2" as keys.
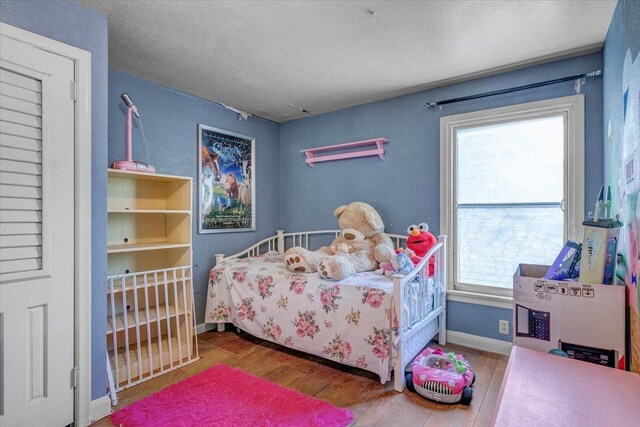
[{"x1": 110, "y1": 364, "x2": 354, "y2": 427}]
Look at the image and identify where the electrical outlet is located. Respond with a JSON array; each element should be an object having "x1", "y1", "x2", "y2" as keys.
[{"x1": 499, "y1": 320, "x2": 509, "y2": 335}]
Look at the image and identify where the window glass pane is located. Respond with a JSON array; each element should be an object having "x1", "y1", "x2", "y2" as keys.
[
  {"x1": 457, "y1": 206, "x2": 564, "y2": 288},
  {"x1": 457, "y1": 116, "x2": 564, "y2": 204}
]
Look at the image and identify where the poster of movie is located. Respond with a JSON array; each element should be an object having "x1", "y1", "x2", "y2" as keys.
[{"x1": 198, "y1": 125, "x2": 255, "y2": 233}]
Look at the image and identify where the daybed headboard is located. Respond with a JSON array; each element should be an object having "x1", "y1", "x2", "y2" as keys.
[{"x1": 215, "y1": 230, "x2": 409, "y2": 264}]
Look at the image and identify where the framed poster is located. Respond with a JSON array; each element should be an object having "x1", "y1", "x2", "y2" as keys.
[{"x1": 198, "y1": 124, "x2": 255, "y2": 233}]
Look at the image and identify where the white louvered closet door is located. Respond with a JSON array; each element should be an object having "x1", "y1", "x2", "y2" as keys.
[{"x1": 0, "y1": 33, "x2": 75, "y2": 426}]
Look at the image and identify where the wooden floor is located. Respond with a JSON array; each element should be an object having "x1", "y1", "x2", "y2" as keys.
[{"x1": 93, "y1": 330, "x2": 508, "y2": 426}]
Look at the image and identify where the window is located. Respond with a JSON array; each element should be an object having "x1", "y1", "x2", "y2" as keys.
[{"x1": 440, "y1": 95, "x2": 584, "y2": 299}]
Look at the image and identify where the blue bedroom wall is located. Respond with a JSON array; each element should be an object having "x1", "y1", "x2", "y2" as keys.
[
  {"x1": 602, "y1": 0, "x2": 640, "y2": 371},
  {"x1": 280, "y1": 52, "x2": 604, "y2": 342},
  {"x1": 108, "y1": 69, "x2": 281, "y2": 326},
  {"x1": 0, "y1": 0, "x2": 109, "y2": 400}
]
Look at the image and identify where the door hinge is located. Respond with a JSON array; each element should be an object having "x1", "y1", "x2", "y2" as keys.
[
  {"x1": 71, "y1": 367, "x2": 78, "y2": 388},
  {"x1": 70, "y1": 80, "x2": 77, "y2": 102}
]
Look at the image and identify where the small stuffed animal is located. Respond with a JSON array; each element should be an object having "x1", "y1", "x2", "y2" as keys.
[
  {"x1": 404, "y1": 223, "x2": 437, "y2": 276},
  {"x1": 375, "y1": 261, "x2": 395, "y2": 276},
  {"x1": 391, "y1": 252, "x2": 414, "y2": 275},
  {"x1": 375, "y1": 252, "x2": 414, "y2": 276}
]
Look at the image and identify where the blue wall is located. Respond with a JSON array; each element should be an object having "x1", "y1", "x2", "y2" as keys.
[
  {"x1": 602, "y1": 0, "x2": 640, "y2": 371},
  {"x1": 280, "y1": 52, "x2": 604, "y2": 342},
  {"x1": 0, "y1": 0, "x2": 109, "y2": 400},
  {"x1": 108, "y1": 69, "x2": 281, "y2": 324},
  {"x1": 447, "y1": 302, "x2": 513, "y2": 342}
]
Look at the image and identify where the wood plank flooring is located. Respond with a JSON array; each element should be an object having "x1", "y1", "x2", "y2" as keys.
[{"x1": 92, "y1": 329, "x2": 508, "y2": 426}]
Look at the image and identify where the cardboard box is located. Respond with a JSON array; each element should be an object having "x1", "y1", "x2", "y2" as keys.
[{"x1": 513, "y1": 264, "x2": 626, "y2": 369}]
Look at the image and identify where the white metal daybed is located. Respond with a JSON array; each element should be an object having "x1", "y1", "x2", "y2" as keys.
[{"x1": 205, "y1": 230, "x2": 447, "y2": 392}]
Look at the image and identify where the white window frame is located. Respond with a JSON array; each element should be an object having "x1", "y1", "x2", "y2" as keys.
[{"x1": 440, "y1": 95, "x2": 585, "y2": 308}]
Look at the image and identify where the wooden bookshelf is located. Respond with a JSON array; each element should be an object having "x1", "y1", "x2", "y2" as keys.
[{"x1": 106, "y1": 169, "x2": 198, "y2": 393}]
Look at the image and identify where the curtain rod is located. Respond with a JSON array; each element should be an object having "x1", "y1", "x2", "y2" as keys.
[{"x1": 425, "y1": 70, "x2": 602, "y2": 109}]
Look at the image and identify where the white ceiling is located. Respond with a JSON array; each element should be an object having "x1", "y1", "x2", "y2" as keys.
[{"x1": 81, "y1": 0, "x2": 616, "y2": 123}]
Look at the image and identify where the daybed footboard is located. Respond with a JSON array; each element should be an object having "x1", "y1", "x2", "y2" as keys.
[
  {"x1": 212, "y1": 230, "x2": 447, "y2": 392},
  {"x1": 392, "y1": 236, "x2": 447, "y2": 391}
]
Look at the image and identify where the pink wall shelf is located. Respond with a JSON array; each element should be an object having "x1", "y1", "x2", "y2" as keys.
[{"x1": 300, "y1": 138, "x2": 390, "y2": 167}]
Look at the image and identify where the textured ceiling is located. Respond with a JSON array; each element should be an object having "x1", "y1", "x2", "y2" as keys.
[{"x1": 81, "y1": 0, "x2": 616, "y2": 122}]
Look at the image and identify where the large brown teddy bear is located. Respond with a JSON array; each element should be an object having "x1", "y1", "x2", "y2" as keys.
[{"x1": 284, "y1": 202, "x2": 396, "y2": 280}]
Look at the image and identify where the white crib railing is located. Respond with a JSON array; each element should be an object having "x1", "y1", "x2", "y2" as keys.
[
  {"x1": 392, "y1": 236, "x2": 447, "y2": 391},
  {"x1": 106, "y1": 266, "x2": 198, "y2": 392},
  {"x1": 213, "y1": 229, "x2": 447, "y2": 392}
]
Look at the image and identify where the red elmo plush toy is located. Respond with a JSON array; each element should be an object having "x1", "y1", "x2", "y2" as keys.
[{"x1": 403, "y1": 223, "x2": 437, "y2": 276}]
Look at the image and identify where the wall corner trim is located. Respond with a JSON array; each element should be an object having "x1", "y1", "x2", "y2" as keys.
[
  {"x1": 445, "y1": 330, "x2": 513, "y2": 355},
  {"x1": 88, "y1": 395, "x2": 112, "y2": 426}
]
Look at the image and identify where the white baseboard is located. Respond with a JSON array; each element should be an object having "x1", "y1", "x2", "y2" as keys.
[
  {"x1": 445, "y1": 330, "x2": 512, "y2": 356},
  {"x1": 88, "y1": 395, "x2": 112, "y2": 425},
  {"x1": 196, "y1": 322, "x2": 218, "y2": 334}
]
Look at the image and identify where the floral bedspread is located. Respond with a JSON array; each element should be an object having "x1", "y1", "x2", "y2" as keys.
[{"x1": 205, "y1": 252, "x2": 400, "y2": 381}]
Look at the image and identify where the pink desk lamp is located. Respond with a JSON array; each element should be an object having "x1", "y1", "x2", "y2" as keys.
[{"x1": 110, "y1": 93, "x2": 156, "y2": 173}]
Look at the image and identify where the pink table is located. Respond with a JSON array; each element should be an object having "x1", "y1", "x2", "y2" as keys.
[{"x1": 491, "y1": 346, "x2": 640, "y2": 426}]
